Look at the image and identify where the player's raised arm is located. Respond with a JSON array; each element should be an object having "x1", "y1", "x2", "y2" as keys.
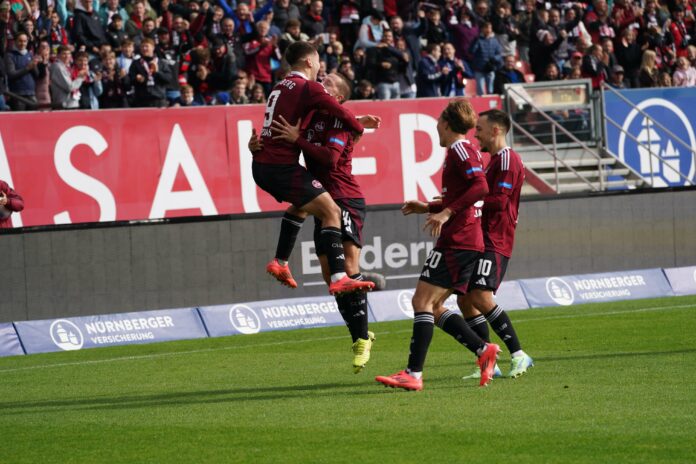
[{"x1": 306, "y1": 80, "x2": 365, "y2": 135}]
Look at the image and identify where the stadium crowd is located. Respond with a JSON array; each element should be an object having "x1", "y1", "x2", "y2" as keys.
[{"x1": 1, "y1": 0, "x2": 696, "y2": 111}]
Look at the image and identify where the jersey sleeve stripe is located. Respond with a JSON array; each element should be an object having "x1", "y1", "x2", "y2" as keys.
[
  {"x1": 454, "y1": 142, "x2": 469, "y2": 161},
  {"x1": 329, "y1": 137, "x2": 345, "y2": 146}
]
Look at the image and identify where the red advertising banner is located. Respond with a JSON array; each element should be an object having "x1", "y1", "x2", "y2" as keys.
[{"x1": 0, "y1": 96, "x2": 500, "y2": 227}]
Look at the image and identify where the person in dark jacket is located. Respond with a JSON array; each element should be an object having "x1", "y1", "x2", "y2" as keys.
[
  {"x1": 366, "y1": 29, "x2": 407, "y2": 100},
  {"x1": 129, "y1": 37, "x2": 175, "y2": 107},
  {"x1": 72, "y1": 0, "x2": 107, "y2": 55},
  {"x1": 470, "y1": 21, "x2": 503, "y2": 95},
  {"x1": 5, "y1": 31, "x2": 41, "y2": 110},
  {"x1": 493, "y1": 54, "x2": 524, "y2": 94},
  {"x1": 416, "y1": 42, "x2": 447, "y2": 97}
]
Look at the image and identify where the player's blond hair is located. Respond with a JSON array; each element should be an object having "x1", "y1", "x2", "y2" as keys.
[{"x1": 441, "y1": 98, "x2": 477, "y2": 134}]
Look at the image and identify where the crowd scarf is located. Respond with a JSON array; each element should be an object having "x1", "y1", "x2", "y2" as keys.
[
  {"x1": 130, "y1": 12, "x2": 143, "y2": 30},
  {"x1": 50, "y1": 24, "x2": 68, "y2": 46},
  {"x1": 140, "y1": 54, "x2": 158, "y2": 85}
]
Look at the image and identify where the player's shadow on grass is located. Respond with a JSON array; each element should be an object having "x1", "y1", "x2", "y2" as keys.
[{"x1": 0, "y1": 379, "x2": 443, "y2": 415}]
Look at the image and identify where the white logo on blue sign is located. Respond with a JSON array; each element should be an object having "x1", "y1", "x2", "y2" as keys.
[
  {"x1": 397, "y1": 290, "x2": 415, "y2": 318},
  {"x1": 618, "y1": 98, "x2": 695, "y2": 187},
  {"x1": 545, "y1": 278, "x2": 574, "y2": 306},
  {"x1": 49, "y1": 319, "x2": 84, "y2": 351},
  {"x1": 229, "y1": 305, "x2": 261, "y2": 334}
]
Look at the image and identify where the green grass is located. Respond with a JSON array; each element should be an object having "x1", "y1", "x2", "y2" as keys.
[{"x1": 1, "y1": 296, "x2": 696, "y2": 463}]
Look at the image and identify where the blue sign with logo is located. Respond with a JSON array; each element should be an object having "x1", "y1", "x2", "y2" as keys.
[
  {"x1": 368, "y1": 281, "x2": 529, "y2": 323},
  {"x1": 14, "y1": 308, "x2": 208, "y2": 354},
  {"x1": 663, "y1": 266, "x2": 696, "y2": 296},
  {"x1": 198, "y1": 295, "x2": 349, "y2": 337},
  {"x1": 0, "y1": 323, "x2": 24, "y2": 357},
  {"x1": 519, "y1": 268, "x2": 674, "y2": 308},
  {"x1": 604, "y1": 88, "x2": 696, "y2": 187}
]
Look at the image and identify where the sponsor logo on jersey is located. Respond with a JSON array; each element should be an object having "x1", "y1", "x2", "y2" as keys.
[
  {"x1": 312, "y1": 180, "x2": 323, "y2": 189},
  {"x1": 50, "y1": 319, "x2": 84, "y2": 351},
  {"x1": 476, "y1": 278, "x2": 487, "y2": 286},
  {"x1": 545, "y1": 277, "x2": 575, "y2": 306}
]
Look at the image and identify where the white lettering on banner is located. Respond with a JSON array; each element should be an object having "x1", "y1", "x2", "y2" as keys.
[
  {"x1": 84, "y1": 316, "x2": 175, "y2": 335},
  {"x1": 0, "y1": 133, "x2": 23, "y2": 227},
  {"x1": 237, "y1": 119, "x2": 261, "y2": 212},
  {"x1": 150, "y1": 124, "x2": 218, "y2": 218},
  {"x1": 90, "y1": 332, "x2": 155, "y2": 344},
  {"x1": 53, "y1": 126, "x2": 116, "y2": 224},
  {"x1": 399, "y1": 114, "x2": 446, "y2": 200},
  {"x1": 301, "y1": 236, "x2": 434, "y2": 275},
  {"x1": 260, "y1": 301, "x2": 338, "y2": 319},
  {"x1": 572, "y1": 275, "x2": 647, "y2": 291}
]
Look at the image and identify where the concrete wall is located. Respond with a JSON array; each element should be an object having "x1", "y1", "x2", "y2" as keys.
[{"x1": 2, "y1": 188, "x2": 695, "y2": 323}]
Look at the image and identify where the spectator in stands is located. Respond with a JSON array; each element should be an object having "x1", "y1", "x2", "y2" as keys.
[
  {"x1": 99, "y1": 0, "x2": 128, "y2": 29},
  {"x1": 470, "y1": 21, "x2": 502, "y2": 95},
  {"x1": 673, "y1": 56, "x2": 696, "y2": 86},
  {"x1": 337, "y1": 57, "x2": 356, "y2": 86},
  {"x1": 530, "y1": 10, "x2": 567, "y2": 80},
  {"x1": 563, "y1": 50, "x2": 584, "y2": 76},
  {"x1": 0, "y1": 1, "x2": 14, "y2": 57},
  {"x1": 273, "y1": 0, "x2": 300, "y2": 32},
  {"x1": 638, "y1": 49, "x2": 659, "y2": 87},
  {"x1": 301, "y1": 0, "x2": 325, "y2": 39},
  {"x1": 601, "y1": 37, "x2": 617, "y2": 70},
  {"x1": 219, "y1": 1, "x2": 273, "y2": 37},
  {"x1": 72, "y1": 0, "x2": 107, "y2": 55},
  {"x1": 494, "y1": 53, "x2": 524, "y2": 94},
  {"x1": 670, "y1": 6, "x2": 691, "y2": 58},
  {"x1": 279, "y1": 18, "x2": 309, "y2": 53},
  {"x1": 657, "y1": 70, "x2": 672, "y2": 87},
  {"x1": 47, "y1": 10, "x2": 69, "y2": 54},
  {"x1": 492, "y1": 1, "x2": 518, "y2": 57},
  {"x1": 584, "y1": 0, "x2": 615, "y2": 44},
  {"x1": 173, "y1": 83, "x2": 201, "y2": 106},
  {"x1": 125, "y1": 0, "x2": 147, "y2": 39},
  {"x1": 249, "y1": 82, "x2": 265, "y2": 103},
  {"x1": 0, "y1": 179, "x2": 23, "y2": 229},
  {"x1": 99, "y1": 50, "x2": 128, "y2": 107},
  {"x1": 541, "y1": 62, "x2": 561, "y2": 81},
  {"x1": 607, "y1": 64, "x2": 627, "y2": 88},
  {"x1": 422, "y1": 7, "x2": 448, "y2": 46},
  {"x1": 34, "y1": 40, "x2": 51, "y2": 108},
  {"x1": 439, "y1": 42, "x2": 467, "y2": 97},
  {"x1": 50, "y1": 45, "x2": 83, "y2": 109},
  {"x1": 105, "y1": 15, "x2": 127, "y2": 51},
  {"x1": 471, "y1": 0, "x2": 491, "y2": 26},
  {"x1": 129, "y1": 37, "x2": 174, "y2": 107},
  {"x1": 229, "y1": 78, "x2": 248, "y2": 104},
  {"x1": 354, "y1": 79, "x2": 375, "y2": 100},
  {"x1": 566, "y1": 65, "x2": 583, "y2": 79},
  {"x1": 352, "y1": 46, "x2": 367, "y2": 81},
  {"x1": 416, "y1": 42, "x2": 446, "y2": 97},
  {"x1": 73, "y1": 51, "x2": 102, "y2": 109},
  {"x1": 243, "y1": 20, "x2": 279, "y2": 96},
  {"x1": 610, "y1": 0, "x2": 643, "y2": 39},
  {"x1": 208, "y1": 36, "x2": 237, "y2": 92},
  {"x1": 366, "y1": 29, "x2": 406, "y2": 100},
  {"x1": 395, "y1": 36, "x2": 416, "y2": 98},
  {"x1": 390, "y1": 15, "x2": 420, "y2": 65},
  {"x1": 615, "y1": 27, "x2": 643, "y2": 88},
  {"x1": 5, "y1": 31, "x2": 40, "y2": 111},
  {"x1": 582, "y1": 44, "x2": 608, "y2": 88},
  {"x1": 0, "y1": 54, "x2": 7, "y2": 110},
  {"x1": 449, "y1": 8, "x2": 479, "y2": 64},
  {"x1": 354, "y1": 9, "x2": 388, "y2": 51},
  {"x1": 515, "y1": 0, "x2": 536, "y2": 63}
]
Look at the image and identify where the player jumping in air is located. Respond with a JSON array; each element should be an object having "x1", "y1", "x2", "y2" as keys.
[
  {"x1": 252, "y1": 41, "x2": 374, "y2": 296},
  {"x1": 375, "y1": 99, "x2": 501, "y2": 391},
  {"x1": 250, "y1": 73, "x2": 379, "y2": 373}
]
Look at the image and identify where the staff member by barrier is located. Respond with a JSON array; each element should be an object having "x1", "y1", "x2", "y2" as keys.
[{"x1": 0, "y1": 179, "x2": 24, "y2": 229}]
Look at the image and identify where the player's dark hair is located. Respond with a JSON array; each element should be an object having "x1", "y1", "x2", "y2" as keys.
[
  {"x1": 284, "y1": 41, "x2": 318, "y2": 67},
  {"x1": 441, "y1": 98, "x2": 477, "y2": 134},
  {"x1": 480, "y1": 109, "x2": 511, "y2": 134}
]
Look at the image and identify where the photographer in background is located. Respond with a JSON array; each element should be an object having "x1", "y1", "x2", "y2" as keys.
[{"x1": 0, "y1": 180, "x2": 24, "y2": 229}]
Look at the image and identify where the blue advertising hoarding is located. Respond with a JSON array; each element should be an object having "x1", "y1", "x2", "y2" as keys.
[
  {"x1": 0, "y1": 323, "x2": 24, "y2": 357},
  {"x1": 519, "y1": 268, "x2": 674, "y2": 308},
  {"x1": 198, "y1": 295, "x2": 349, "y2": 337},
  {"x1": 368, "y1": 280, "x2": 529, "y2": 323},
  {"x1": 14, "y1": 308, "x2": 208, "y2": 355},
  {"x1": 604, "y1": 88, "x2": 696, "y2": 187},
  {"x1": 663, "y1": 266, "x2": 696, "y2": 296}
]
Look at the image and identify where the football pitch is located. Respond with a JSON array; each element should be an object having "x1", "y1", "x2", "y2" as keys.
[{"x1": 1, "y1": 296, "x2": 695, "y2": 463}]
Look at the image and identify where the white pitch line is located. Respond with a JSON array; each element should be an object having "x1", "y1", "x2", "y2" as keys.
[{"x1": 0, "y1": 303, "x2": 693, "y2": 374}]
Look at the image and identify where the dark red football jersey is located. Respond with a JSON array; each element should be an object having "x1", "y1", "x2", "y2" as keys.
[
  {"x1": 482, "y1": 147, "x2": 525, "y2": 257},
  {"x1": 297, "y1": 113, "x2": 363, "y2": 200},
  {"x1": 436, "y1": 139, "x2": 486, "y2": 251},
  {"x1": 254, "y1": 71, "x2": 364, "y2": 165}
]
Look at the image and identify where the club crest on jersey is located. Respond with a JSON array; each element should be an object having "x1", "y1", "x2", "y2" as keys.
[
  {"x1": 312, "y1": 180, "x2": 323, "y2": 189},
  {"x1": 315, "y1": 121, "x2": 325, "y2": 131}
]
